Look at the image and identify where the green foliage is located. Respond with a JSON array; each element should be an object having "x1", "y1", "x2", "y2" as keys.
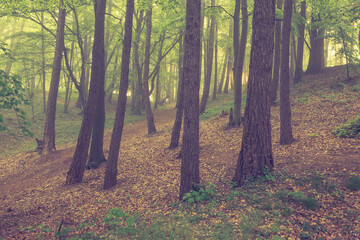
[
  {"x1": 0, "y1": 69, "x2": 32, "y2": 137},
  {"x1": 275, "y1": 190, "x2": 320, "y2": 211},
  {"x1": 182, "y1": 182, "x2": 217, "y2": 204},
  {"x1": 345, "y1": 175, "x2": 360, "y2": 191},
  {"x1": 333, "y1": 115, "x2": 360, "y2": 138}
]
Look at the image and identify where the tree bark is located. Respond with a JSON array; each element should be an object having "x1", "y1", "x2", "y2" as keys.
[
  {"x1": 270, "y1": 0, "x2": 283, "y2": 103},
  {"x1": 232, "y1": 0, "x2": 248, "y2": 126},
  {"x1": 41, "y1": 12, "x2": 46, "y2": 113},
  {"x1": 104, "y1": 0, "x2": 134, "y2": 190},
  {"x1": 199, "y1": 0, "x2": 215, "y2": 114},
  {"x1": 217, "y1": 52, "x2": 227, "y2": 94},
  {"x1": 179, "y1": 0, "x2": 201, "y2": 200},
  {"x1": 306, "y1": 15, "x2": 324, "y2": 74},
  {"x1": 294, "y1": 0, "x2": 306, "y2": 84},
  {"x1": 232, "y1": 0, "x2": 275, "y2": 186},
  {"x1": 66, "y1": 0, "x2": 107, "y2": 185},
  {"x1": 280, "y1": 0, "x2": 294, "y2": 145},
  {"x1": 42, "y1": 1, "x2": 66, "y2": 154},
  {"x1": 143, "y1": 7, "x2": 156, "y2": 134}
]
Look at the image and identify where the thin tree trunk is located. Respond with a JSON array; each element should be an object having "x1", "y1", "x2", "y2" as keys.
[
  {"x1": 232, "y1": 0, "x2": 248, "y2": 126},
  {"x1": 66, "y1": 0, "x2": 107, "y2": 185},
  {"x1": 212, "y1": 23, "x2": 218, "y2": 100},
  {"x1": 217, "y1": 52, "x2": 227, "y2": 94},
  {"x1": 103, "y1": 0, "x2": 134, "y2": 189},
  {"x1": 223, "y1": 57, "x2": 232, "y2": 94},
  {"x1": 270, "y1": 0, "x2": 283, "y2": 102},
  {"x1": 199, "y1": 0, "x2": 215, "y2": 114},
  {"x1": 232, "y1": 0, "x2": 275, "y2": 186},
  {"x1": 169, "y1": 32, "x2": 184, "y2": 149},
  {"x1": 143, "y1": 7, "x2": 156, "y2": 134},
  {"x1": 280, "y1": 0, "x2": 294, "y2": 145},
  {"x1": 294, "y1": 0, "x2": 306, "y2": 84},
  {"x1": 42, "y1": 1, "x2": 66, "y2": 154},
  {"x1": 179, "y1": 0, "x2": 201, "y2": 200},
  {"x1": 41, "y1": 12, "x2": 46, "y2": 113}
]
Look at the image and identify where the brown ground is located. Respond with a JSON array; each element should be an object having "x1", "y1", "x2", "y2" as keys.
[{"x1": 0, "y1": 66, "x2": 359, "y2": 239}]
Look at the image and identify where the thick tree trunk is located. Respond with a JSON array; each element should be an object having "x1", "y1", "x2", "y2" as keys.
[
  {"x1": 270, "y1": 0, "x2": 282, "y2": 103},
  {"x1": 143, "y1": 8, "x2": 156, "y2": 134},
  {"x1": 104, "y1": 0, "x2": 134, "y2": 190},
  {"x1": 294, "y1": 0, "x2": 306, "y2": 84},
  {"x1": 232, "y1": 0, "x2": 248, "y2": 126},
  {"x1": 66, "y1": 0, "x2": 106, "y2": 185},
  {"x1": 42, "y1": 1, "x2": 66, "y2": 154},
  {"x1": 280, "y1": 0, "x2": 294, "y2": 145},
  {"x1": 232, "y1": 0, "x2": 275, "y2": 186},
  {"x1": 306, "y1": 15, "x2": 325, "y2": 74},
  {"x1": 199, "y1": 0, "x2": 215, "y2": 114},
  {"x1": 179, "y1": 0, "x2": 201, "y2": 200},
  {"x1": 170, "y1": 33, "x2": 184, "y2": 149}
]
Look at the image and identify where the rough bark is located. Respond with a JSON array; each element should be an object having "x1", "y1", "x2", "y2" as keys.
[
  {"x1": 199, "y1": 0, "x2": 215, "y2": 114},
  {"x1": 232, "y1": 0, "x2": 248, "y2": 126},
  {"x1": 42, "y1": 1, "x2": 66, "y2": 154},
  {"x1": 104, "y1": 0, "x2": 134, "y2": 189},
  {"x1": 143, "y1": 7, "x2": 156, "y2": 134},
  {"x1": 232, "y1": 0, "x2": 275, "y2": 186},
  {"x1": 306, "y1": 15, "x2": 325, "y2": 74},
  {"x1": 280, "y1": 0, "x2": 294, "y2": 145},
  {"x1": 66, "y1": 0, "x2": 106, "y2": 185},
  {"x1": 270, "y1": 0, "x2": 283, "y2": 103},
  {"x1": 294, "y1": 0, "x2": 306, "y2": 84},
  {"x1": 179, "y1": 0, "x2": 201, "y2": 200},
  {"x1": 169, "y1": 32, "x2": 184, "y2": 149}
]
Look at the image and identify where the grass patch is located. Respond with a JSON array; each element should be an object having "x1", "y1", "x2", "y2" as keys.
[
  {"x1": 345, "y1": 175, "x2": 360, "y2": 191},
  {"x1": 333, "y1": 114, "x2": 360, "y2": 138}
]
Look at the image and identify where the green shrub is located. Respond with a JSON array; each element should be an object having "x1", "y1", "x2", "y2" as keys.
[
  {"x1": 333, "y1": 115, "x2": 360, "y2": 138},
  {"x1": 182, "y1": 183, "x2": 217, "y2": 204},
  {"x1": 345, "y1": 175, "x2": 360, "y2": 191}
]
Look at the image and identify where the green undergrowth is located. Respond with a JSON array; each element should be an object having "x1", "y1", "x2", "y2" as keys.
[{"x1": 333, "y1": 114, "x2": 360, "y2": 138}]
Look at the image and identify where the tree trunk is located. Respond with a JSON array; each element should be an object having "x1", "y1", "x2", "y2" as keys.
[
  {"x1": 270, "y1": 0, "x2": 283, "y2": 103},
  {"x1": 41, "y1": 12, "x2": 46, "y2": 113},
  {"x1": 132, "y1": 10, "x2": 144, "y2": 115},
  {"x1": 66, "y1": 0, "x2": 107, "y2": 185},
  {"x1": 169, "y1": 32, "x2": 184, "y2": 149},
  {"x1": 199, "y1": 0, "x2": 215, "y2": 114},
  {"x1": 106, "y1": 54, "x2": 119, "y2": 103},
  {"x1": 179, "y1": 0, "x2": 201, "y2": 200},
  {"x1": 217, "y1": 52, "x2": 227, "y2": 94},
  {"x1": 232, "y1": 0, "x2": 275, "y2": 186},
  {"x1": 223, "y1": 57, "x2": 232, "y2": 94},
  {"x1": 143, "y1": 7, "x2": 156, "y2": 134},
  {"x1": 103, "y1": 0, "x2": 134, "y2": 190},
  {"x1": 212, "y1": 23, "x2": 218, "y2": 101},
  {"x1": 42, "y1": 1, "x2": 66, "y2": 154},
  {"x1": 232, "y1": 0, "x2": 248, "y2": 126},
  {"x1": 294, "y1": 0, "x2": 306, "y2": 84},
  {"x1": 280, "y1": 0, "x2": 294, "y2": 145},
  {"x1": 306, "y1": 15, "x2": 324, "y2": 74}
]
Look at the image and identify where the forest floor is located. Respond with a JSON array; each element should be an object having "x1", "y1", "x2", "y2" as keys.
[{"x1": 0, "y1": 66, "x2": 360, "y2": 239}]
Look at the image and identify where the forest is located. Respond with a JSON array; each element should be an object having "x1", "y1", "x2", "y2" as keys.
[{"x1": 0, "y1": 0, "x2": 360, "y2": 239}]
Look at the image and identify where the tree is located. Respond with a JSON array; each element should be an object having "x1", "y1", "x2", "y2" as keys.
[
  {"x1": 294, "y1": 0, "x2": 306, "y2": 84},
  {"x1": 42, "y1": 0, "x2": 66, "y2": 154},
  {"x1": 104, "y1": 0, "x2": 134, "y2": 190},
  {"x1": 232, "y1": 0, "x2": 275, "y2": 186},
  {"x1": 280, "y1": 0, "x2": 294, "y2": 145},
  {"x1": 270, "y1": 0, "x2": 283, "y2": 103},
  {"x1": 143, "y1": 6, "x2": 157, "y2": 134},
  {"x1": 306, "y1": 14, "x2": 325, "y2": 74},
  {"x1": 231, "y1": 0, "x2": 248, "y2": 126},
  {"x1": 66, "y1": 0, "x2": 107, "y2": 185},
  {"x1": 179, "y1": 0, "x2": 201, "y2": 200},
  {"x1": 199, "y1": 0, "x2": 215, "y2": 114},
  {"x1": 169, "y1": 32, "x2": 184, "y2": 149}
]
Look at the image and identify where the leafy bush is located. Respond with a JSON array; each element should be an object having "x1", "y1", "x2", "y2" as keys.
[
  {"x1": 345, "y1": 175, "x2": 360, "y2": 191},
  {"x1": 275, "y1": 190, "x2": 320, "y2": 210},
  {"x1": 182, "y1": 182, "x2": 217, "y2": 204},
  {"x1": 333, "y1": 115, "x2": 360, "y2": 138}
]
